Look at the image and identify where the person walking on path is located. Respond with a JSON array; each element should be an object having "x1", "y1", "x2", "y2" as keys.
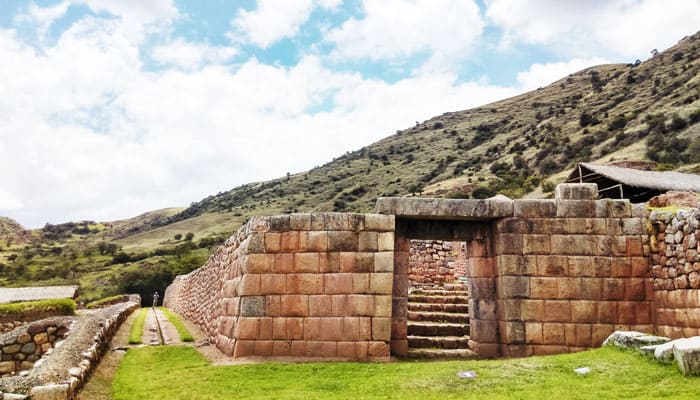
[{"x1": 152, "y1": 291, "x2": 160, "y2": 307}]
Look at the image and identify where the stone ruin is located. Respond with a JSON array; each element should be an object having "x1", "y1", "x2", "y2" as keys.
[{"x1": 163, "y1": 183, "x2": 700, "y2": 360}]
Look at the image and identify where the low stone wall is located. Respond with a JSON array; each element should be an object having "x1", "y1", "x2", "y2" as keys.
[
  {"x1": 0, "y1": 301, "x2": 138, "y2": 399},
  {"x1": 649, "y1": 208, "x2": 700, "y2": 338},
  {"x1": 408, "y1": 240, "x2": 462, "y2": 284},
  {"x1": 0, "y1": 318, "x2": 72, "y2": 377}
]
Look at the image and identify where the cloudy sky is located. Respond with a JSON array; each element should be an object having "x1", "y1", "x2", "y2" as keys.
[{"x1": 1, "y1": 0, "x2": 699, "y2": 228}]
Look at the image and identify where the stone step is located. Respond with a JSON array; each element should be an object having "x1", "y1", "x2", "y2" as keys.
[
  {"x1": 408, "y1": 322, "x2": 470, "y2": 337},
  {"x1": 407, "y1": 295, "x2": 469, "y2": 304},
  {"x1": 407, "y1": 348, "x2": 477, "y2": 359},
  {"x1": 407, "y1": 303, "x2": 469, "y2": 313},
  {"x1": 412, "y1": 283, "x2": 469, "y2": 292},
  {"x1": 408, "y1": 335, "x2": 470, "y2": 349},
  {"x1": 407, "y1": 310, "x2": 470, "y2": 324},
  {"x1": 409, "y1": 289, "x2": 470, "y2": 297}
]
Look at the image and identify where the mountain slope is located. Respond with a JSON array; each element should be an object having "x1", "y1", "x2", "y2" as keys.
[{"x1": 164, "y1": 31, "x2": 700, "y2": 224}]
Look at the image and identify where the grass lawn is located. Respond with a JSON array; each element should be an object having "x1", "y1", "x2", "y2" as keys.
[
  {"x1": 158, "y1": 307, "x2": 194, "y2": 342},
  {"x1": 127, "y1": 308, "x2": 148, "y2": 344},
  {"x1": 112, "y1": 346, "x2": 697, "y2": 400}
]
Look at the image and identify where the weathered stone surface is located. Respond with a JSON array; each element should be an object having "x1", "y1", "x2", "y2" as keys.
[
  {"x1": 30, "y1": 384, "x2": 69, "y2": 400},
  {"x1": 673, "y1": 336, "x2": 700, "y2": 376},
  {"x1": 20, "y1": 342, "x2": 36, "y2": 355},
  {"x1": 0, "y1": 360, "x2": 15, "y2": 373},
  {"x1": 653, "y1": 340, "x2": 676, "y2": 363},
  {"x1": 602, "y1": 331, "x2": 670, "y2": 349},
  {"x1": 375, "y1": 197, "x2": 513, "y2": 220},
  {"x1": 240, "y1": 296, "x2": 265, "y2": 317},
  {"x1": 555, "y1": 183, "x2": 598, "y2": 200}
]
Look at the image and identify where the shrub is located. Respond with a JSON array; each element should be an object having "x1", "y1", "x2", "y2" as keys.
[
  {"x1": 668, "y1": 114, "x2": 688, "y2": 131},
  {"x1": 607, "y1": 115, "x2": 628, "y2": 131},
  {"x1": 689, "y1": 109, "x2": 700, "y2": 125}
]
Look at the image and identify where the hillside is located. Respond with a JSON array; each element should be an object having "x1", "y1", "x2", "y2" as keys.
[
  {"x1": 162, "y1": 31, "x2": 700, "y2": 225},
  {"x1": 0, "y1": 31, "x2": 699, "y2": 303}
]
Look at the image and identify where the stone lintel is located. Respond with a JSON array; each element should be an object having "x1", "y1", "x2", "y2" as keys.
[{"x1": 375, "y1": 197, "x2": 513, "y2": 220}]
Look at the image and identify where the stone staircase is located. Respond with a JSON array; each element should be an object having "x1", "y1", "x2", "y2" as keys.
[{"x1": 407, "y1": 283, "x2": 475, "y2": 358}]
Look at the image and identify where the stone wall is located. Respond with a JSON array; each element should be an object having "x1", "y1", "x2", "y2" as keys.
[
  {"x1": 493, "y1": 188, "x2": 654, "y2": 357},
  {"x1": 164, "y1": 218, "x2": 256, "y2": 340},
  {"x1": 649, "y1": 208, "x2": 700, "y2": 338},
  {"x1": 165, "y1": 213, "x2": 396, "y2": 360},
  {"x1": 408, "y1": 240, "x2": 465, "y2": 284},
  {"x1": 0, "y1": 318, "x2": 72, "y2": 376},
  {"x1": 0, "y1": 302, "x2": 138, "y2": 399}
]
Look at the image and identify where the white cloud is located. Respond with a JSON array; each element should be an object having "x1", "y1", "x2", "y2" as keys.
[
  {"x1": 76, "y1": 0, "x2": 179, "y2": 40},
  {"x1": 0, "y1": 16, "x2": 518, "y2": 228},
  {"x1": 325, "y1": 0, "x2": 483, "y2": 68},
  {"x1": 0, "y1": 189, "x2": 23, "y2": 211},
  {"x1": 13, "y1": 1, "x2": 70, "y2": 39},
  {"x1": 516, "y1": 57, "x2": 609, "y2": 91},
  {"x1": 486, "y1": 0, "x2": 700, "y2": 58},
  {"x1": 152, "y1": 39, "x2": 238, "y2": 70},
  {"x1": 229, "y1": 0, "x2": 318, "y2": 48}
]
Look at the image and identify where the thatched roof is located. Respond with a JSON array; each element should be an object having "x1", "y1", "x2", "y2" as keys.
[
  {"x1": 567, "y1": 163, "x2": 700, "y2": 202},
  {"x1": 0, "y1": 286, "x2": 79, "y2": 304}
]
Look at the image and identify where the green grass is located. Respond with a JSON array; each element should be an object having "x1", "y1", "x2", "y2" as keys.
[
  {"x1": 0, "y1": 298, "x2": 75, "y2": 318},
  {"x1": 86, "y1": 295, "x2": 125, "y2": 309},
  {"x1": 127, "y1": 308, "x2": 148, "y2": 345},
  {"x1": 159, "y1": 307, "x2": 194, "y2": 342},
  {"x1": 112, "y1": 346, "x2": 698, "y2": 400}
]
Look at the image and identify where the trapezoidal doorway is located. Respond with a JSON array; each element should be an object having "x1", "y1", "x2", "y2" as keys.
[{"x1": 391, "y1": 218, "x2": 498, "y2": 358}]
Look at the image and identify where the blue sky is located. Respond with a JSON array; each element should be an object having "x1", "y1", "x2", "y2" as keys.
[{"x1": 0, "y1": 0, "x2": 699, "y2": 227}]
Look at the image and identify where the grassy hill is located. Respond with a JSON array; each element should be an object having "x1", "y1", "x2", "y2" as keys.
[{"x1": 1, "y1": 31, "x2": 699, "y2": 303}]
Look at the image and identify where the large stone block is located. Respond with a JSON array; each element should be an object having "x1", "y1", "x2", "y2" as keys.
[
  {"x1": 498, "y1": 255, "x2": 537, "y2": 276},
  {"x1": 326, "y1": 213, "x2": 365, "y2": 231},
  {"x1": 294, "y1": 253, "x2": 320, "y2": 273},
  {"x1": 260, "y1": 274, "x2": 286, "y2": 294},
  {"x1": 299, "y1": 231, "x2": 328, "y2": 252},
  {"x1": 536, "y1": 255, "x2": 567, "y2": 276},
  {"x1": 286, "y1": 273, "x2": 323, "y2": 294},
  {"x1": 30, "y1": 384, "x2": 69, "y2": 400},
  {"x1": 240, "y1": 296, "x2": 265, "y2": 317},
  {"x1": 495, "y1": 233, "x2": 523, "y2": 255},
  {"x1": 290, "y1": 213, "x2": 312, "y2": 231},
  {"x1": 308, "y1": 295, "x2": 332, "y2": 316},
  {"x1": 530, "y1": 277, "x2": 558, "y2": 299},
  {"x1": 571, "y1": 300, "x2": 597, "y2": 323},
  {"x1": 523, "y1": 234, "x2": 551, "y2": 255},
  {"x1": 513, "y1": 200, "x2": 557, "y2": 218},
  {"x1": 374, "y1": 251, "x2": 394, "y2": 272},
  {"x1": 364, "y1": 214, "x2": 395, "y2": 232},
  {"x1": 520, "y1": 300, "x2": 544, "y2": 321},
  {"x1": 543, "y1": 300, "x2": 571, "y2": 322},
  {"x1": 675, "y1": 337, "x2": 700, "y2": 375},
  {"x1": 358, "y1": 231, "x2": 378, "y2": 252},
  {"x1": 370, "y1": 273, "x2": 393, "y2": 295},
  {"x1": 324, "y1": 273, "x2": 353, "y2": 294},
  {"x1": 500, "y1": 276, "x2": 530, "y2": 299},
  {"x1": 375, "y1": 197, "x2": 513, "y2": 220},
  {"x1": 556, "y1": 200, "x2": 597, "y2": 218},
  {"x1": 555, "y1": 183, "x2": 598, "y2": 200},
  {"x1": 280, "y1": 295, "x2": 308, "y2": 317},
  {"x1": 372, "y1": 317, "x2": 391, "y2": 341},
  {"x1": 328, "y1": 231, "x2": 359, "y2": 252}
]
